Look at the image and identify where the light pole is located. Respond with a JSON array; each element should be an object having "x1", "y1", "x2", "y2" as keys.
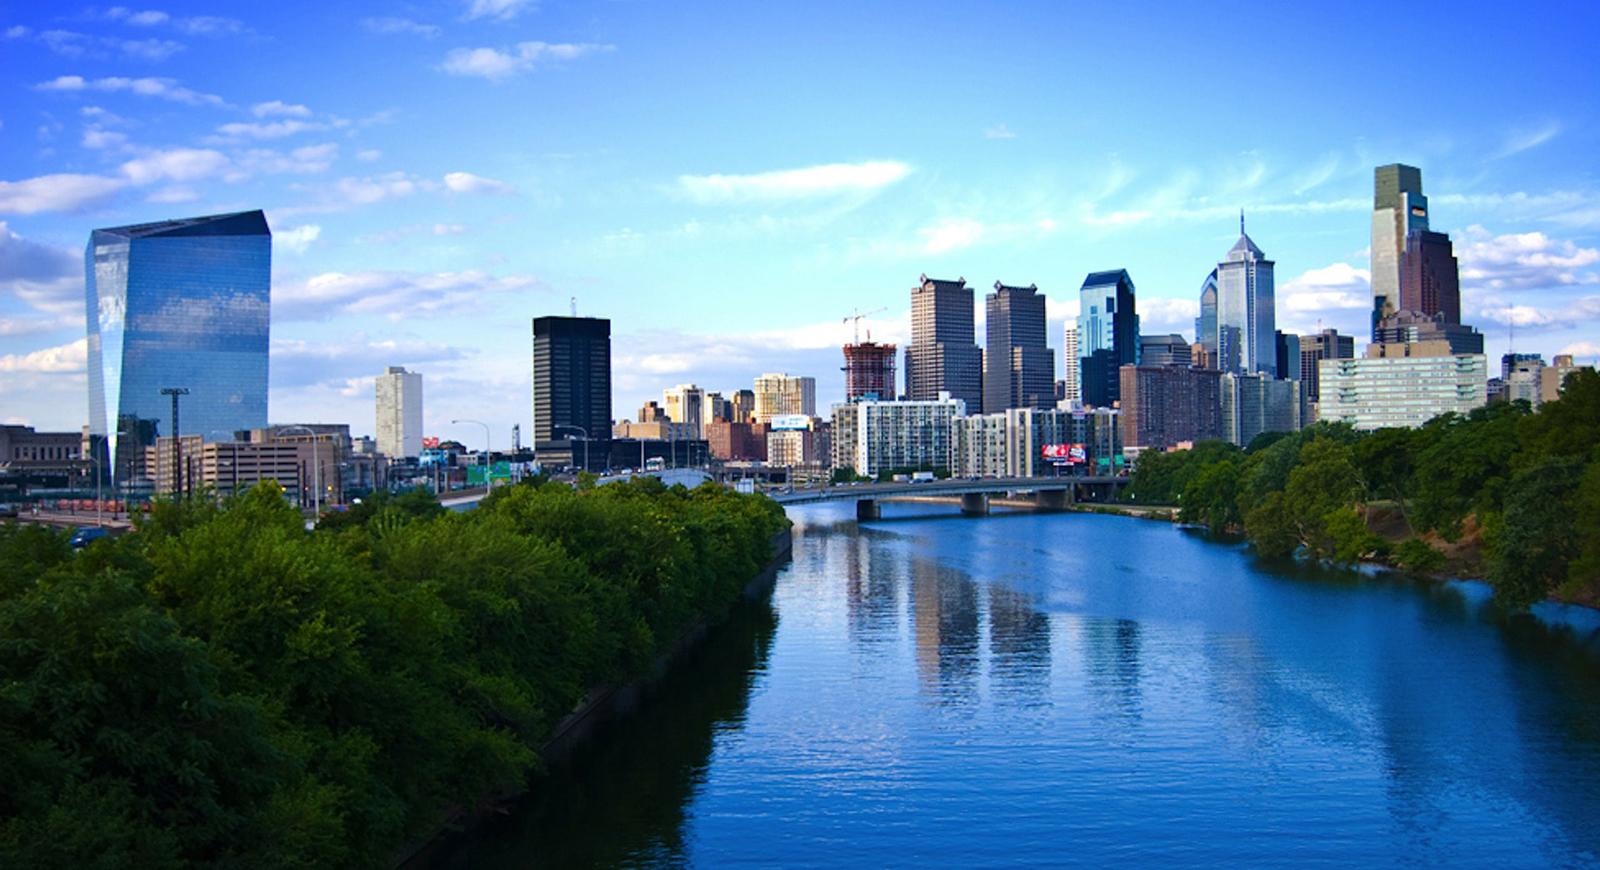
[
  {"x1": 559, "y1": 425, "x2": 589, "y2": 474},
  {"x1": 277, "y1": 425, "x2": 322, "y2": 517},
  {"x1": 451, "y1": 419, "x2": 493, "y2": 489},
  {"x1": 160, "y1": 386, "x2": 189, "y2": 497}
]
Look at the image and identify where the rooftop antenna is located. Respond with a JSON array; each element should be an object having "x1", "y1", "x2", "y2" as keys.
[
  {"x1": 1240, "y1": 209, "x2": 1245, "y2": 235},
  {"x1": 570, "y1": 296, "x2": 577, "y2": 317}
]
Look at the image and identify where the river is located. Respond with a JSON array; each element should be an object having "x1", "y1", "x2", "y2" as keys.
[{"x1": 437, "y1": 503, "x2": 1600, "y2": 868}]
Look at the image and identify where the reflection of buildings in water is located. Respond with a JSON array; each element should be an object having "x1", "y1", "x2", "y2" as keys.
[
  {"x1": 911, "y1": 556, "x2": 980, "y2": 701},
  {"x1": 843, "y1": 529, "x2": 902, "y2": 649},
  {"x1": 986, "y1": 584, "x2": 1052, "y2": 704},
  {"x1": 1084, "y1": 617, "x2": 1143, "y2": 721}
]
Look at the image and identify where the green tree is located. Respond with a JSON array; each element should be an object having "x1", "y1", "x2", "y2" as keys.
[
  {"x1": 1486, "y1": 457, "x2": 1584, "y2": 609},
  {"x1": 1179, "y1": 460, "x2": 1241, "y2": 533}
]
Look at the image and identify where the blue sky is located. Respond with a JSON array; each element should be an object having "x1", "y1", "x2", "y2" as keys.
[{"x1": 3, "y1": 0, "x2": 1598, "y2": 448}]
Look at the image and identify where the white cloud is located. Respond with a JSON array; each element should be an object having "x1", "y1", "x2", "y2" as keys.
[
  {"x1": 276, "y1": 224, "x2": 322, "y2": 254},
  {"x1": 1139, "y1": 297, "x2": 1201, "y2": 332},
  {"x1": 464, "y1": 0, "x2": 537, "y2": 21},
  {"x1": 984, "y1": 124, "x2": 1017, "y2": 140},
  {"x1": 433, "y1": 223, "x2": 467, "y2": 235},
  {"x1": 82, "y1": 127, "x2": 130, "y2": 150},
  {"x1": 120, "y1": 147, "x2": 230, "y2": 184},
  {"x1": 210, "y1": 119, "x2": 327, "y2": 141},
  {"x1": 334, "y1": 172, "x2": 421, "y2": 205},
  {"x1": 919, "y1": 218, "x2": 985, "y2": 254},
  {"x1": 1280, "y1": 262, "x2": 1372, "y2": 313},
  {"x1": 275, "y1": 269, "x2": 545, "y2": 320},
  {"x1": 119, "y1": 37, "x2": 184, "y2": 60},
  {"x1": 1559, "y1": 341, "x2": 1600, "y2": 358},
  {"x1": 146, "y1": 186, "x2": 199, "y2": 203},
  {"x1": 361, "y1": 17, "x2": 441, "y2": 37},
  {"x1": 440, "y1": 41, "x2": 614, "y2": 80},
  {"x1": 0, "y1": 173, "x2": 126, "y2": 214},
  {"x1": 1496, "y1": 120, "x2": 1562, "y2": 159},
  {"x1": 36, "y1": 75, "x2": 226, "y2": 106},
  {"x1": 121, "y1": 10, "x2": 172, "y2": 26},
  {"x1": 678, "y1": 160, "x2": 912, "y2": 203},
  {"x1": 236, "y1": 143, "x2": 339, "y2": 175},
  {"x1": 356, "y1": 148, "x2": 382, "y2": 162},
  {"x1": 270, "y1": 336, "x2": 468, "y2": 388},
  {"x1": 1457, "y1": 225, "x2": 1600, "y2": 291},
  {"x1": 443, "y1": 171, "x2": 514, "y2": 194},
  {"x1": 251, "y1": 100, "x2": 312, "y2": 118},
  {"x1": 0, "y1": 338, "x2": 86, "y2": 374}
]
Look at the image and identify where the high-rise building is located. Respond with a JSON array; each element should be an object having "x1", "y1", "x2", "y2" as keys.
[
  {"x1": 1318, "y1": 354, "x2": 1487, "y2": 430},
  {"x1": 663, "y1": 384, "x2": 707, "y2": 438},
  {"x1": 1503, "y1": 355, "x2": 1545, "y2": 406},
  {"x1": 1541, "y1": 354, "x2": 1591, "y2": 403},
  {"x1": 843, "y1": 341, "x2": 898, "y2": 401},
  {"x1": 1210, "y1": 217, "x2": 1276, "y2": 376},
  {"x1": 1370, "y1": 164, "x2": 1430, "y2": 337},
  {"x1": 905, "y1": 275, "x2": 983, "y2": 411},
  {"x1": 1061, "y1": 323, "x2": 1081, "y2": 404},
  {"x1": 830, "y1": 394, "x2": 964, "y2": 477},
  {"x1": 1400, "y1": 229, "x2": 1461, "y2": 324},
  {"x1": 1298, "y1": 329, "x2": 1355, "y2": 406},
  {"x1": 1274, "y1": 332, "x2": 1300, "y2": 382},
  {"x1": 1371, "y1": 310, "x2": 1483, "y2": 356},
  {"x1": 531, "y1": 316, "x2": 611, "y2": 445},
  {"x1": 1221, "y1": 373, "x2": 1303, "y2": 447},
  {"x1": 752, "y1": 373, "x2": 815, "y2": 422},
  {"x1": 984, "y1": 282, "x2": 1054, "y2": 411},
  {"x1": 705, "y1": 391, "x2": 731, "y2": 423},
  {"x1": 1138, "y1": 334, "x2": 1191, "y2": 368},
  {"x1": 730, "y1": 389, "x2": 756, "y2": 424},
  {"x1": 1118, "y1": 364, "x2": 1223, "y2": 449},
  {"x1": 1195, "y1": 270, "x2": 1218, "y2": 359},
  {"x1": 374, "y1": 366, "x2": 423, "y2": 458},
  {"x1": 86, "y1": 210, "x2": 272, "y2": 486},
  {"x1": 1077, "y1": 270, "x2": 1140, "y2": 407}
]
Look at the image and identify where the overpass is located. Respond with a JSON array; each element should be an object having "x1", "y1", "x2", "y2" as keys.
[{"x1": 771, "y1": 476, "x2": 1128, "y2": 520}]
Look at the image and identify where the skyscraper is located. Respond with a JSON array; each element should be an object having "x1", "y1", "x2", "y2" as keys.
[
  {"x1": 1077, "y1": 269, "x2": 1139, "y2": 407},
  {"x1": 375, "y1": 366, "x2": 423, "y2": 458},
  {"x1": 1298, "y1": 328, "x2": 1355, "y2": 406},
  {"x1": 1211, "y1": 216, "x2": 1277, "y2": 377},
  {"x1": 85, "y1": 210, "x2": 272, "y2": 485},
  {"x1": 752, "y1": 373, "x2": 815, "y2": 422},
  {"x1": 1061, "y1": 323, "x2": 1080, "y2": 404},
  {"x1": 905, "y1": 275, "x2": 983, "y2": 411},
  {"x1": 1138, "y1": 334, "x2": 1191, "y2": 368},
  {"x1": 843, "y1": 341, "x2": 897, "y2": 400},
  {"x1": 1195, "y1": 270, "x2": 1218, "y2": 360},
  {"x1": 531, "y1": 315, "x2": 611, "y2": 445},
  {"x1": 663, "y1": 384, "x2": 707, "y2": 438},
  {"x1": 1371, "y1": 164, "x2": 1430, "y2": 337},
  {"x1": 983, "y1": 281, "x2": 1054, "y2": 411},
  {"x1": 1400, "y1": 229, "x2": 1461, "y2": 324}
]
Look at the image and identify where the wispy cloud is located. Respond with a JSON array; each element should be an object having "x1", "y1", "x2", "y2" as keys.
[
  {"x1": 464, "y1": 0, "x2": 537, "y2": 21},
  {"x1": 36, "y1": 75, "x2": 227, "y2": 107},
  {"x1": 443, "y1": 171, "x2": 514, "y2": 194},
  {"x1": 984, "y1": 124, "x2": 1017, "y2": 140},
  {"x1": 275, "y1": 224, "x2": 322, "y2": 254},
  {"x1": 0, "y1": 173, "x2": 127, "y2": 214},
  {"x1": 361, "y1": 17, "x2": 441, "y2": 38},
  {"x1": 274, "y1": 269, "x2": 546, "y2": 320},
  {"x1": 440, "y1": 41, "x2": 614, "y2": 80},
  {"x1": 252, "y1": 100, "x2": 311, "y2": 118},
  {"x1": 677, "y1": 160, "x2": 912, "y2": 203},
  {"x1": 0, "y1": 338, "x2": 87, "y2": 374},
  {"x1": 1495, "y1": 120, "x2": 1562, "y2": 159}
]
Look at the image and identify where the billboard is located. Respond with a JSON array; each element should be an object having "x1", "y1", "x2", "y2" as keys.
[
  {"x1": 770, "y1": 414, "x2": 811, "y2": 431},
  {"x1": 422, "y1": 436, "x2": 440, "y2": 449},
  {"x1": 1041, "y1": 443, "x2": 1087, "y2": 465}
]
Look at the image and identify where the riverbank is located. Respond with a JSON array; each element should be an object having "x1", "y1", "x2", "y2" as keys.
[
  {"x1": 398, "y1": 523, "x2": 794, "y2": 867},
  {"x1": 1070, "y1": 502, "x2": 1180, "y2": 522}
]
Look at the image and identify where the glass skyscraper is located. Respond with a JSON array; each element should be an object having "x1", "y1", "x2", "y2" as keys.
[
  {"x1": 85, "y1": 210, "x2": 272, "y2": 485},
  {"x1": 1211, "y1": 218, "x2": 1277, "y2": 377},
  {"x1": 1076, "y1": 269, "x2": 1139, "y2": 407},
  {"x1": 1370, "y1": 164, "x2": 1429, "y2": 337}
]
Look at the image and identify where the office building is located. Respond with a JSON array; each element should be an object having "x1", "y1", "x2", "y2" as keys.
[
  {"x1": 707, "y1": 420, "x2": 767, "y2": 462},
  {"x1": 1119, "y1": 365, "x2": 1224, "y2": 449},
  {"x1": 612, "y1": 420, "x2": 696, "y2": 441},
  {"x1": 843, "y1": 341, "x2": 898, "y2": 401},
  {"x1": 1138, "y1": 334, "x2": 1191, "y2": 368},
  {"x1": 984, "y1": 282, "x2": 1054, "y2": 411},
  {"x1": 1371, "y1": 310, "x2": 1484, "y2": 356},
  {"x1": 1542, "y1": 354, "x2": 1591, "y2": 403},
  {"x1": 730, "y1": 389, "x2": 756, "y2": 424},
  {"x1": 767, "y1": 427, "x2": 819, "y2": 467},
  {"x1": 954, "y1": 413, "x2": 1010, "y2": 478},
  {"x1": 1370, "y1": 164, "x2": 1430, "y2": 336},
  {"x1": 532, "y1": 316, "x2": 611, "y2": 460},
  {"x1": 705, "y1": 391, "x2": 731, "y2": 424},
  {"x1": 1195, "y1": 271, "x2": 1218, "y2": 360},
  {"x1": 1221, "y1": 374, "x2": 1303, "y2": 447},
  {"x1": 1318, "y1": 354, "x2": 1487, "y2": 430},
  {"x1": 752, "y1": 373, "x2": 816, "y2": 422},
  {"x1": 85, "y1": 210, "x2": 272, "y2": 486},
  {"x1": 1061, "y1": 323, "x2": 1080, "y2": 404},
  {"x1": 831, "y1": 394, "x2": 964, "y2": 477},
  {"x1": 1210, "y1": 217, "x2": 1277, "y2": 376},
  {"x1": 375, "y1": 366, "x2": 423, "y2": 458},
  {"x1": 1503, "y1": 355, "x2": 1545, "y2": 406},
  {"x1": 905, "y1": 275, "x2": 983, "y2": 411},
  {"x1": 1274, "y1": 332, "x2": 1300, "y2": 382},
  {"x1": 1077, "y1": 270, "x2": 1140, "y2": 407},
  {"x1": 1299, "y1": 329, "x2": 1355, "y2": 406},
  {"x1": 664, "y1": 384, "x2": 707, "y2": 438},
  {"x1": 1400, "y1": 229, "x2": 1461, "y2": 324}
]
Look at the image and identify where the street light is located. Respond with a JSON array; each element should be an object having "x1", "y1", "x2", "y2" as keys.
[
  {"x1": 277, "y1": 425, "x2": 322, "y2": 517},
  {"x1": 558, "y1": 425, "x2": 589, "y2": 473},
  {"x1": 451, "y1": 419, "x2": 493, "y2": 490},
  {"x1": 160, "y1": 386, "x2": 189, "y2": 497}
]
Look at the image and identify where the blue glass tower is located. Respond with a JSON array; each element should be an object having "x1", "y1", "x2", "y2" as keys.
[
  {"x1": 1076, "y1": 269, "x2": 1139, "y2": 407},
  {"x1": 85, "y1": 210, "x2": 272, "y2": 485}
]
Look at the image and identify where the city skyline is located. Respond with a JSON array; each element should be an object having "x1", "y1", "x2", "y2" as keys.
[{"x1": 3, "y1": 2, "x2": 1600, "y2": 447}]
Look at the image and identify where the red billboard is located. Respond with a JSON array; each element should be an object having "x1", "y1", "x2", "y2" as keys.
[
  {"x1": 1041, "y1": 443, "x2": 1087, "y2": 465},
  {"x1": 422, "y1": 436, "x2": 440, "y2": 449}
]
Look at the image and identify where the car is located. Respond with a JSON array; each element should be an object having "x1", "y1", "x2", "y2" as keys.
[
  {"x1": 69, "y1": 526, "x2": 110, "y2": 549},
  {"x1": 0, "y1": 503, "x2": 18, "y2": 519}
]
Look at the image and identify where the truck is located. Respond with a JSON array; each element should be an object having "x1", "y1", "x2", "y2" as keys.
[{"x1": 911, "y1": 471, "x2": 936, "y2": 483}]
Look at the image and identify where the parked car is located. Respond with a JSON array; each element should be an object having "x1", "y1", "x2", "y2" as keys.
[
  {"x1": 69, "y1": 526, "x2": 110, "y2": 549},
  {"x1": 0, "y1": 503, "x2": 18, "y2": 519}
]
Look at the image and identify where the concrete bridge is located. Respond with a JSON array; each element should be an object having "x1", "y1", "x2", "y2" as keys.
[{"x1": 771, "y1": 476, "x2": 1128, "y2": 520}]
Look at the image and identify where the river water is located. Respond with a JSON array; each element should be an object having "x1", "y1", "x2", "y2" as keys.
[{"x1": 441, "y1": 503, "x2": 1600, "y2": 868}]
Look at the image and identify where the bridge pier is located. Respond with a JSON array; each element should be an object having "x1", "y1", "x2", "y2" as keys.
[
  {"x1": 856, "y1": 499, "x2": 881, "y2": 520},
  {"x1": 1035, "y1": 488, "x2": 1071, "y2": 511},
  {"x1": 960, "y1": 492, "x2": 989, "y2": 516}
]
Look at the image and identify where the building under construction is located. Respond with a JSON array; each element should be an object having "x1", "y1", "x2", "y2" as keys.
[{"x1": 843, "y1": 341, "x2": 898, "y2": 401}]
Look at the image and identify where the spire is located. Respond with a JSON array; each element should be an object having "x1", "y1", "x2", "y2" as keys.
[{"x1": 1240, "y1": 209, "x2": 1245, "y2": 235}]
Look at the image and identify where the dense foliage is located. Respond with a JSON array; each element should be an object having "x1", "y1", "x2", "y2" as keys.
[
  {"x1": 0, "y1": 478, "x2": 786, "y2": 867},
  {"x1": 1126, "y1": 369, "x2": 1600, "y2": 610}
]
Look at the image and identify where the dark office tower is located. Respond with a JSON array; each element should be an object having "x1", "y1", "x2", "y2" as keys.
[
  {"x1": 905, "y1": 274, "x2": 983, "y2": 411},
  {"x1": 86, "y1": 210, "x2": 272, "y2": 486},
  {"x1": 531, "y1": 316, "x2": 611, "y2": 445},
  {"x1": 1119, "y1": 364, "x2": 1224, "y2": 449},
  {"x1": 1195, "y1": 270, "x2": 1218, "y2": 357},
  {"x1": 843, "y1": 341, "x2": 898, "y2": 401},
  {"x1": 1400, "y1": 229, "x2": 1461, "y2": 324},
  {"x1": 983, "y1": 281, "x2": 1054, "y2": 410},
  {"x1": 1076, "y1": 270, "x2": 1139, "y2": 407},
  {"x1": 1371, "y1": 164, "x2": 1429, "y2": 337},
  {"x1": 1298, "y1": 328, "x2": 1355, "y2": 404},
  {"x1": 1138, "y1": 334, "x2": 1191, "y2": 368},
  {"x1": 1274, "y1": 331, "x2": 1301, "y2": 381}
]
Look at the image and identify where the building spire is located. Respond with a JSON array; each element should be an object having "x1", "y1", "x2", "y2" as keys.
[{"x1": 1240, "y1": 209, "x2": 1245, "y2": 236}]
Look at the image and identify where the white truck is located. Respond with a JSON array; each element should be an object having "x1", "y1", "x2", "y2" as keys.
[{"x1": 911, "y1": 471, "x2": 936, "y2": 483}]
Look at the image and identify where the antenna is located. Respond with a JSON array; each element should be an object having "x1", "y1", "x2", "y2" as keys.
[
  {"x1": 570, "y1": 296, "x2": 577, "y2": 317},
  {"x1": 1240, "y1": 209, "x2": 1245, "y2": 235}
]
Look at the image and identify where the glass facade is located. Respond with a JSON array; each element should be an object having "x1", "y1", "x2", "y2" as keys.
[
  {"x1": 85, "y1": 210, "x2": 272, "y2": 485},
  {"x1": 1076, "y1": 269, "x2": 1139, "y2": 407}
]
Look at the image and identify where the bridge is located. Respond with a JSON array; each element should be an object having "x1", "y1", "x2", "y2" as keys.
[{"x1": 771, "y1": 476, "x2": 1128, "y2": 520}]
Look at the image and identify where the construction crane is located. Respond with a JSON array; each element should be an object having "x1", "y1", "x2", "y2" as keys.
[{"x1": 843, "y1": 306, "x2": 888, "y2": 344}]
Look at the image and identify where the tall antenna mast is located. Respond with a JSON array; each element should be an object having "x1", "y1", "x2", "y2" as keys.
[{"x1": 570, "y1": 296, "x2": 577, "y2": 317}]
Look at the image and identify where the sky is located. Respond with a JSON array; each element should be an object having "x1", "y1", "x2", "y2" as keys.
[{"x1": 2, "y1": 0, "x2": 1599, "y2": 450}]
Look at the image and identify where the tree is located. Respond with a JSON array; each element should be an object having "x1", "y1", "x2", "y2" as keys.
[
  {"x1": 1179, "y1": 460, "x2": 1241, "y2": 533},
  {"x1": 1412, "y1": 403, "x2": 1528, "y2": 539},
  {"x1": 1487, "y1": 457, "x2": 1584, "y2": 610},
  {"x1": 1282, "y1": 438, "x2": 1362, "y2": 558}
]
